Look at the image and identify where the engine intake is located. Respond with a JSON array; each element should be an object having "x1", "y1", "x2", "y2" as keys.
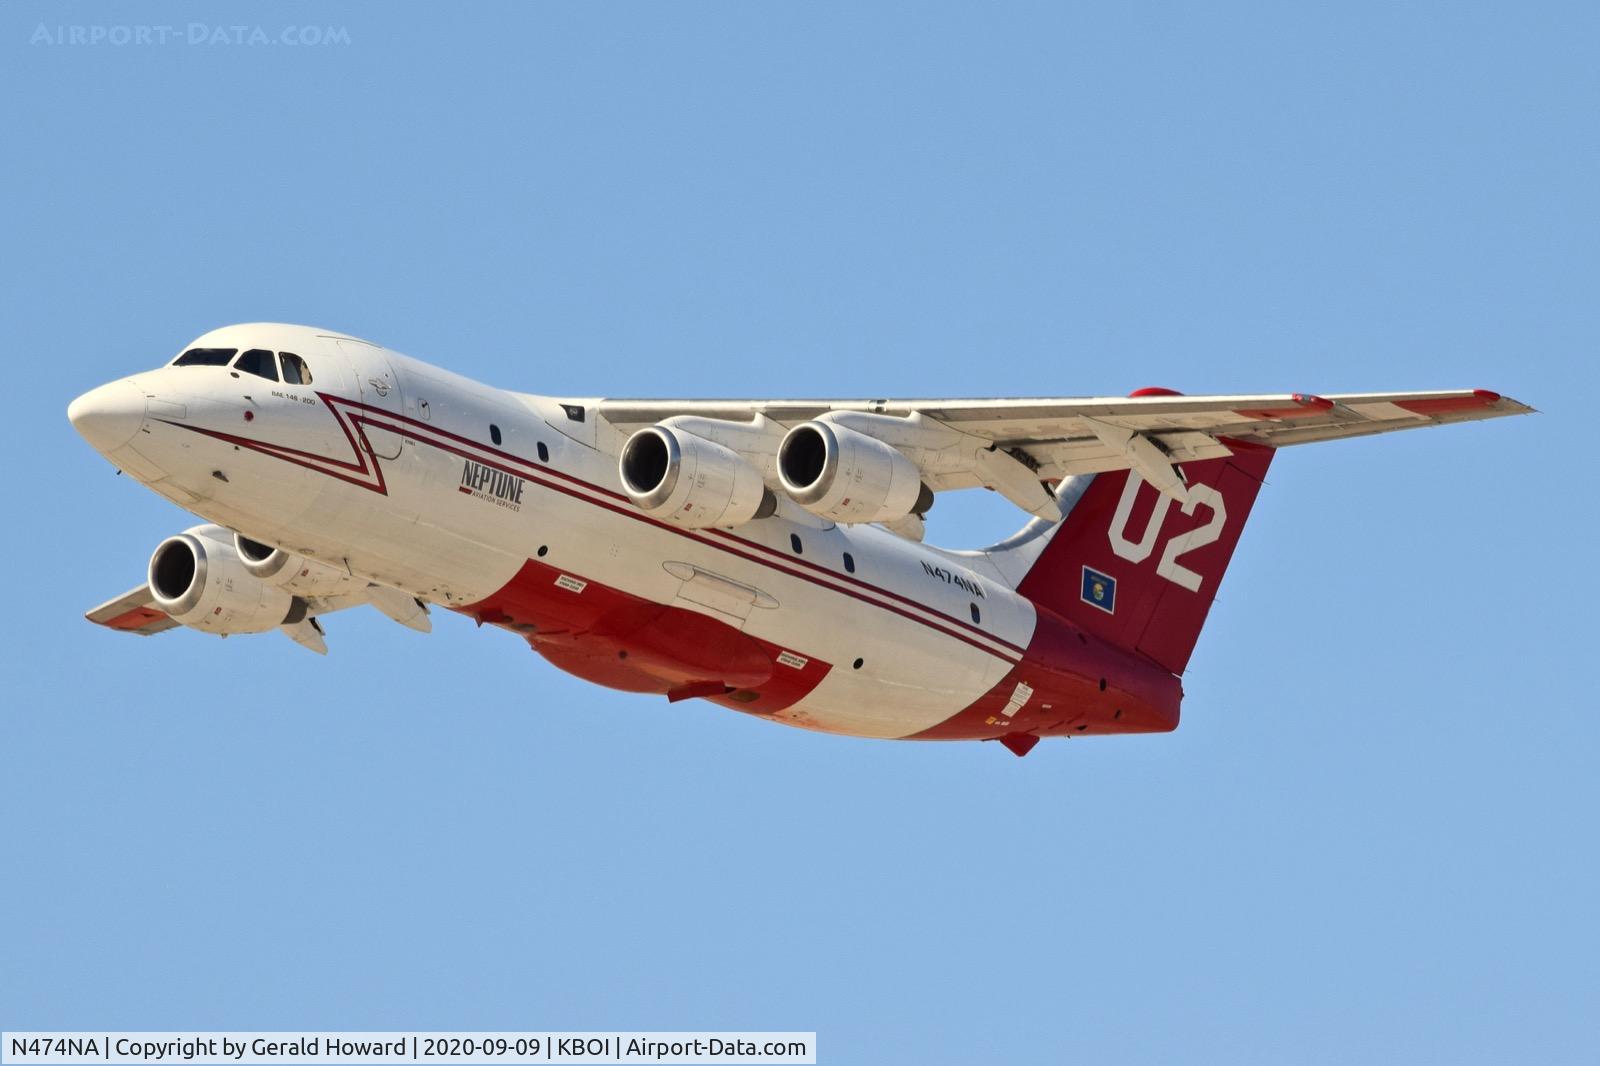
[
  {"x1": 619, "y1": 426, "x2": 775, "y2": 528},
  {"x1": 778, "y1": 421, "x2": 932, "y2": 525},
  {"x1": 148, "y1": 530, "x2": 296, "y2": 635}
]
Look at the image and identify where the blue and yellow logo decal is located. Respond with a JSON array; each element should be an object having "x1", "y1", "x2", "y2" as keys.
[{"x1": 1081, "y1": 566, "x2": 1117, "y2": 614}]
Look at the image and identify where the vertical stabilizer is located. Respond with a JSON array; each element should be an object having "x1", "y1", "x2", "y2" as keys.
[{"x1": 996, "y1": 444, "x2": 1274, "y2": 675}]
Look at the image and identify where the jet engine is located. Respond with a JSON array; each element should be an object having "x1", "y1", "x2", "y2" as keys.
[
  {"x1": 233, "y1": 534, "x2": 360, "y2": 597},
  {"x1": 148, "y1": 528, "x2": 301, "y2": 635},
  {"x1": 777, "y1": 421, "x2": 933, "y2": 525},
  {"x1": 619, "y1": 425, "x2": 777, "y2": 529}
]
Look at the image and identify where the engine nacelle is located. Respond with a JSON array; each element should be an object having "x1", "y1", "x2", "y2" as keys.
[
  {"x1": 778, "y1": 421, "x2": 933, "y2": 525},
  {"x1": 148, "y1": 528, "x2": 298, "y2": 635},
  {"x1": 233, "y1": 534, "x2": 359, "y2": 596},
  {"x1": 619, "y1": 426, "x2": 776, "y2": 529}
]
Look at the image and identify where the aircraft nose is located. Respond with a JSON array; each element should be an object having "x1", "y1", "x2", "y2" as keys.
[{"x1": 68, "y1": 379, "x2": 147, "y2": 453}]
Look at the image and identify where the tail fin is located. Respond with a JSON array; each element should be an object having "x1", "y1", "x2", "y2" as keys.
[{"x1": 1007, "y1": 443, "x2": 1274, "y2": 675}]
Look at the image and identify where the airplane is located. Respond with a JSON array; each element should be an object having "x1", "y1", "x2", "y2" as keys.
[{"x1": 69, "y1": 323, "x2": 1531, "y2": 756}]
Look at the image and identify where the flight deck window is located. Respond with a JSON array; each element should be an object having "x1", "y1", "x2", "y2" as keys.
[
  {"x1": 280, "y1": 352, "x2": 313, "y2": 385},
  {"x1": 234, "y1": 349, "x2": 279, "y2": 381},
  {"x1": 173, "y1": 348, "x2": 236, "y2": 367}
]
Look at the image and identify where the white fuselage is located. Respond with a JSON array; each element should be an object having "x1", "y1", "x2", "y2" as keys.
[{"x1": 85, "y1": 324, "x2": 1044, "y2": 739}]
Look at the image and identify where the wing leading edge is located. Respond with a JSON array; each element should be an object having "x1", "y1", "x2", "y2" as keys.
[{"x1": 590, "y1": 388, "x2": 1532, "y2": 487}]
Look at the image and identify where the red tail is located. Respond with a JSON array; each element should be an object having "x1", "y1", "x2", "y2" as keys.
[{"x1": 1014, "y1": 444, "x2": 1274, "y2": 675}]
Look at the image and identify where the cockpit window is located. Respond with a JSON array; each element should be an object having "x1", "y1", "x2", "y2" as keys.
[
  {"x1": 279, "y1": 352, "x2": 313, "y2": 385},
  {"x1": 234, "y1": 348, "x2": 279, "y2": 381},
  {"x1": 173, "y1": 348, "x2": 236, "y2": 367}
]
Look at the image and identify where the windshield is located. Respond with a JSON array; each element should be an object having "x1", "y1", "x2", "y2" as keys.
[
  {"x1": 173, "y1": 347, "x2": 236, "y2": 367},
  {"x1": 234, "y1": 348, "x2": 279, "y2": 381}
]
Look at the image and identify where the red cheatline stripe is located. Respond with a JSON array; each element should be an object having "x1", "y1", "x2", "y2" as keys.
[
  {"x1": 431, "y1": 447, "x2": 1022, "y2": 662},
  {"x1": 164, "y1": 419, "x2": 389, "y2": 493},
  {"x1": 167, "y1": 395, "x2": 1026, "y2": 664},
  {"x1": 356, "y1": 410, "x2": 1026, "y2": 659}
]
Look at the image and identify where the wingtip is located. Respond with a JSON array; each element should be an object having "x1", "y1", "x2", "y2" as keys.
[{"x1": 1480, "y1": 389, "x2": 1538, "y2": 416}]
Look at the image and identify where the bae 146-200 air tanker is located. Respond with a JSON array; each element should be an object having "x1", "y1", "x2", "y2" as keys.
[{"x1": 69, "y1": 324, "x2": 1531, "y2": 755}]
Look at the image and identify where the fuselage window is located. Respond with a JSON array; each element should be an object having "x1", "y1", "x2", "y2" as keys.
[
  {"x1": 280, "y1": 352, "x2": 312, "y2": 385},
  {"x1": 843, "y1": 552, "x2": 855, "y2": 573},
  {"x1": 173, "y1": 348, "x2": 236, "y2": 367},
  {"x1": 536, "y1": 442, "x2": 549, "y2": 462},
  {"x1": 234, "y1": 348, "x2": 279, "y2": 381},
  {"x1": 490, "y1": 424, "x2": 503, "y2": 446},
  {"x1": 790, "y1": 534, "x2": 803, "y2": 554},
  {"x1": 970, "y1": 603, "x2": 982, "y2": 624}
]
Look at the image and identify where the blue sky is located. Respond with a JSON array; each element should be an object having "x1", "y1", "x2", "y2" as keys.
[{"x1": 1, "y1": 3, "x2": 1594, "y2": 1063}]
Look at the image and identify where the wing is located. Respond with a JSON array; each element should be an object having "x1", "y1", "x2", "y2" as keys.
[
  {"x1": 83, "y1": 583, "x2": 423, "y2": 653},
  {"x1": 594, "y1": 388, "x2": 1532, "y2": 513},
  {"x1": 85, "y1": 586, "x2": 180, "y2": 636}
]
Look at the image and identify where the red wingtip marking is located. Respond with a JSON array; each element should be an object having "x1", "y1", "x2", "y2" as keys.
[
  {"x1": 99, "y1": 606, "x2": 168, "y2": 631},
  {"x1": 998, "y1": 733, "x2": 1041, "y2": 757},
  {"x1": 1129, "y1": 387, "x2": 1184, "y2": 398},
  {"x1": 1474, "y1": 388, "x2": 1502, "y2": 402}
]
